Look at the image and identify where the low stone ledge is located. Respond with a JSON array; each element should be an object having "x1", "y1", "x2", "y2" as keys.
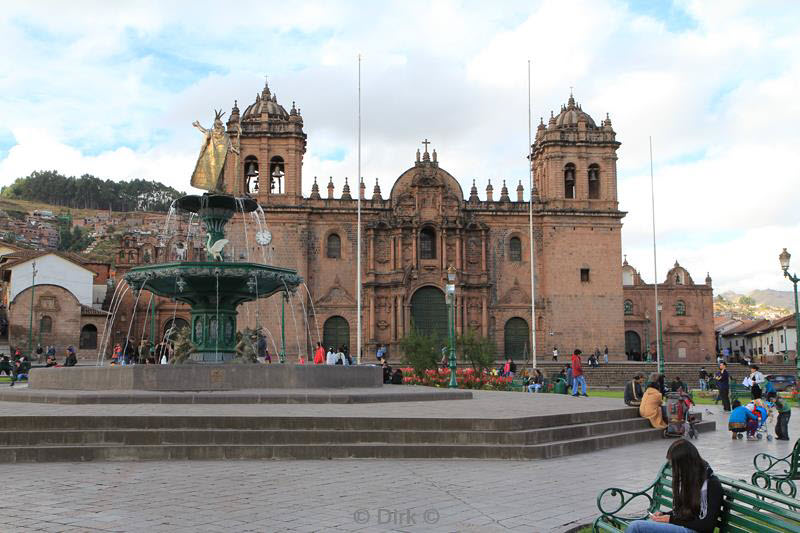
[{"x1": 28, "y1": 364, "x2": 382, "y2": 391}]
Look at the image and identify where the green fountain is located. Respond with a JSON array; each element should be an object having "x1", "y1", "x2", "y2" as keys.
[{"x1": 125, "y1": 194, "x2": 301, "y2": 362}]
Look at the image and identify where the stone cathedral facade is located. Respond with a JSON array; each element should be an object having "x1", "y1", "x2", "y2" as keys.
[{"x1": 214, "y1": 82, "x2": 629, "y2": 360}]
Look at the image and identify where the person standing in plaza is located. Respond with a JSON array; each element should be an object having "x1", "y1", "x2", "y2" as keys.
[
  {"x1": 603, "y1": 345, "x2": 609, "y2": 364},
  {"x1": 571, "y1": 349, "x2": 587, "y2": 397},
  {"x1": 35, "y1": 344, "x2": 43, "y2": 362},
  {"x1": 698, "y1": 367, "x2": 708, "y2": 391},
  {"x1": 313, "y1": 342, "x2": 325, "y2": 364},
  {"x1": 326, "y1": 346, "x2": 336, "y2": 365},
  {"x1": 552, "y1": 346, "x2": 558, "y2": 361},
  {"x1": 715, "y1": 362, "x2": 731, "y2": 411},
  {"x1": 771, "y1": 392, "x2": 792, "y2": 441}
]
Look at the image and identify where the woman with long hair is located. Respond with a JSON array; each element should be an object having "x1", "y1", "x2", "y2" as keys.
[{"x1": 627, "y1": 440, "x2": 722, "y2": 532}]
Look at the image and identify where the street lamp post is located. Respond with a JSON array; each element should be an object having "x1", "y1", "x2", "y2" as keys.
[
  {"x1": 27, "y1": 261, "x2": 37, "y2": 358},
  {"x1": 644, "y1": 311, "x2": 650, "y2": 362},
  {"x1": 657, "y1": 302, "x2": 665, "y2": 375},
  {"x1": 280, "y1": 291, "x2": 287, "y2": 364},
  {"x1": 446, "y1": 266, "x2": 457, "y2": 388},
  {"x1": 778, "y1": 248, "x2": 800, "y2": 382}
]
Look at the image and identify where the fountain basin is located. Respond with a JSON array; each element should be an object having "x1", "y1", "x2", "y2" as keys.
[{"x1": 125, "y1": 262, "x2": 302, "y2": 362}]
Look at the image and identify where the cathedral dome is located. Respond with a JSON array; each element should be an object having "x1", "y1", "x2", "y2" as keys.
[
  {"x1": 242, "y1": 81, "x2": 289, "y2": 120},
  {"x1": 554, "y1": 94, "x2": 596, "y2": 128}
]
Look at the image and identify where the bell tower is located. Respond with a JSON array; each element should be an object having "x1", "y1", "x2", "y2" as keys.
[
  {"x1": 532, "y1": 93, "x2": 620, "y2": 210},
  {"x1": 223, "y1": 78, "x2": 307, "y2": 205}
]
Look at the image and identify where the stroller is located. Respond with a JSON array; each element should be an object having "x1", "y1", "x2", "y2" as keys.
[
  {"x1": 664, "y1": 391, "x2": 699, "y2": 439},
  {"x1": 733, "y1": 401, "x2": 773, "y2": 441}
]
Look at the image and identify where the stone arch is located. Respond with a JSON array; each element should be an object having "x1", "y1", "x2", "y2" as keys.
[
  {"x1": 625, "y1": 330, "x2": 641, "y2": 357},
  {"x1": 322, "y1": 316, "x2": 349, "y2": 352},
  {"x1": 410, "y1": 286, "x2": 447, "y2": 339},
  {"x1": 504, "y1": 317, "x2": 529, "y2": 360}
]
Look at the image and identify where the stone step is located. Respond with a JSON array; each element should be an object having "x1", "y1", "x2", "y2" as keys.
[
  {"x1": 0, "y1": 420, "x2": 715, "y2": 462},
  {"x1": 0, "y1": 417, "x2": 653, "y2": 447},
  {"x1": 0, "y1": 408, "x2": 641, "y2": 432}
]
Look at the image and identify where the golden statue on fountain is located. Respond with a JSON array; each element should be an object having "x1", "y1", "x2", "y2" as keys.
[{"x1": 190, "y1": 109, "x2": 239, "y2": 193}]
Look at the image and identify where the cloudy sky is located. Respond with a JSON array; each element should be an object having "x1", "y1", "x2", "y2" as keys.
[{"x1": 1, "y1": 0, "x2": 798, "y2": 294}]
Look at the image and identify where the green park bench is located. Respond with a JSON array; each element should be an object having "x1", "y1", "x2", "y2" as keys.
[
  {"x1": 593, "y1": 462, "x2": 800, "y2": 532},
  {"x1": 730, "y1": 383, "x2": 751, "y2": 403},
  {"x1": 751, "y1": 438, "x2": 800, "y2": 499}
]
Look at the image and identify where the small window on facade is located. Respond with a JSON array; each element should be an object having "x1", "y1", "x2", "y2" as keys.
[
  {"x1": 675, "y1": 300, "x2": 686, "y2": 316},
  {"x1": 675, "y1": 273, "x2": 683, "y2": 284},
  {"x1": 326, "y1": 233, "x2": 341, "y2": 259},
  {"x1": 420, "y1": 227, "x2": 436, "y2": 259},
  {"x1": 624, "y1": 300, "x2": 633, "y2": 315},
  {"x1": 509, "y1": 237, "x2": 522, "y2": 262},
  {"x1": 564, "y1": 163, "x2": 576, "y2": 199},
  {"x1": 588, "y1": 164, "x2": 600, "y2": 199},
  {"x1": 580, "y1": 268, "x2": 590, "y2": 282},
  {"x1": 40, "y1": 315, "x2": 52, "y2": 333}
]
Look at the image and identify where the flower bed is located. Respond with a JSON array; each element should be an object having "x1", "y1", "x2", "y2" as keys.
[{"x1": 400, "y1": 367, "x2": 513, "y2": 391}]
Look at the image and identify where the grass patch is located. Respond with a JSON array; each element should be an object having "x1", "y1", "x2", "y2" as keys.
[{"x1": 585, "y1": 389, "x2": 721, "y2": 405}]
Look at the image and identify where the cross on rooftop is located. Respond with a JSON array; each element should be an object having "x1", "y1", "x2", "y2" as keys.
[{"x1": 421, "y1": 138, "x2": 431, "y2": 152}]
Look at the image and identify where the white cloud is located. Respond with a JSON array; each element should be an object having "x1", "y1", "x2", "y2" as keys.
[{"x1": 1, "y1": 0, "x2": 799, "y2": 294}]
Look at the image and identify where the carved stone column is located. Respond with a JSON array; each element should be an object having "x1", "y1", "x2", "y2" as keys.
[
  {"x1": 412, "y1": 230, "x2": 417, "y2": 270},
  {"x1": 481, "y1": 230, "x2": 487, "y2": 272},
  {"x1": 391, "y1": 295, "x2": 397, "y2": 341},
  {"x1": 390, "y1": 235, "x2": 395, "y2": 270},
  {"x1": 368, "y1": 229, "x2": 375, "y2": 272},
  {"x1": 456, "y1": 230, "x2": 462, "y2": 270},
  {"x1": 369, "y1": 291, "x2": 376, "y2": 341},
  {"x1": 441, "y1": 229, "x2": 446, "y2": 270},
  {"x1": 481, "y1": 296, "x2": 488, "y2": 337}
]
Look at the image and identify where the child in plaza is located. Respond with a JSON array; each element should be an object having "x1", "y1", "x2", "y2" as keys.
[
  {"x1": 767, "y1": 391, "x2": 792, "y2": 441},
  {"x1": 728, "y1": 400, "x2": 759, "y2": 440}
]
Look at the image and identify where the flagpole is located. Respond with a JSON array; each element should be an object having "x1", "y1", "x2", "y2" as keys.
[
  {"x1": 356, "y1": 54, "x2": 362, "y2": 365},
  {"x1": 649, "y1": 136, "x2": 661, "y2": 372},
  {"x1": 528, "y1": 59, "x2": 537, "y2": 371}
]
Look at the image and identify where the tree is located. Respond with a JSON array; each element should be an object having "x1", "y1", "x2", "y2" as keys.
[
  {"x1": 738, "y1": 296, "x2": 756, "y2": 306},
  {"x1": 398, "y1": 327, "x2": 442, "y2": 376},
  {"x1": 457, "y1": 328, "x2": 496, "y2": 371}
]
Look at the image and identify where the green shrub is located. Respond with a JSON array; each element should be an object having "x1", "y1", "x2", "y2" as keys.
[
  {"x1": 398, "y1": 327, "x2": 442, "y2": 377},
  {"x1": 457, "y1": 328, "x2": 495, "y2": 371}
]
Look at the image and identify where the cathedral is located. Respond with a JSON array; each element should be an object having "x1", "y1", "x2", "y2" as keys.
[
  {"x1": 105, "y1": 80, "x2": 715, "y2": 363},
  {"x1": 215, "y1": 81, "x2": 629, "y2": 361}
]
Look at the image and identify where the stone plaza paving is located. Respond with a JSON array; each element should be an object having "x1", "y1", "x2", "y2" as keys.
[{"x1": 0, "y1": 392, "x2": 797, "y2": 532}]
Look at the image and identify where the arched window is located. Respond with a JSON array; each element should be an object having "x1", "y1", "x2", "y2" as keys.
[
  {"x1": 624, "y1": 300, "x2": 634, "y2": 315},
  {"x1": 244, "y1": 155, "x2": 259, "y2": 194},
  {"x1": 326, "y1": 233, "x2": 341, "y2": 259},
  {"x1": 128, "y1": 250, "x2": 137, "y2": 262},
  {"x1": 323, "y1": 316, "x2": 350, "y2": 352},
  {"x1": 420, "y1": 227, "x2": 436, "y2": 259},
  {"x1": 80, "y1": 324, "x2": 97, "y2": 349},
  {"x1": 270, "y1": 156, "x2": 285, "y2": 194},
  {"x1": 504, "y1": 318, "x2": 530, "y2": 360},
  {"x1": 40, "y1": 315, "x2": 52, "y2": 333},
  {"x1": 119, "y1": 251, "x2": 125, "y2": 261},
  {"x1": 509, "y1": 237, "x2": 522, "y2": 262},
  {"x1": 564, "y1": 163, "x2": 576, "y2": 199},
  {"x1": 588, "y1": 164, "x2": 600, "y2": 199},
  {"x1": 675, "y1": 300, "x2": 686, "y2": 316}
]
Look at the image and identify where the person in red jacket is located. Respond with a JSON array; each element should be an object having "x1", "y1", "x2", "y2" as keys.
[
  {"x1": 313, "y1": 342, "x2": 325, "y2": 365},
  {"x1": 571, "y1": 349, "x2": 588, "y2": 397}
]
